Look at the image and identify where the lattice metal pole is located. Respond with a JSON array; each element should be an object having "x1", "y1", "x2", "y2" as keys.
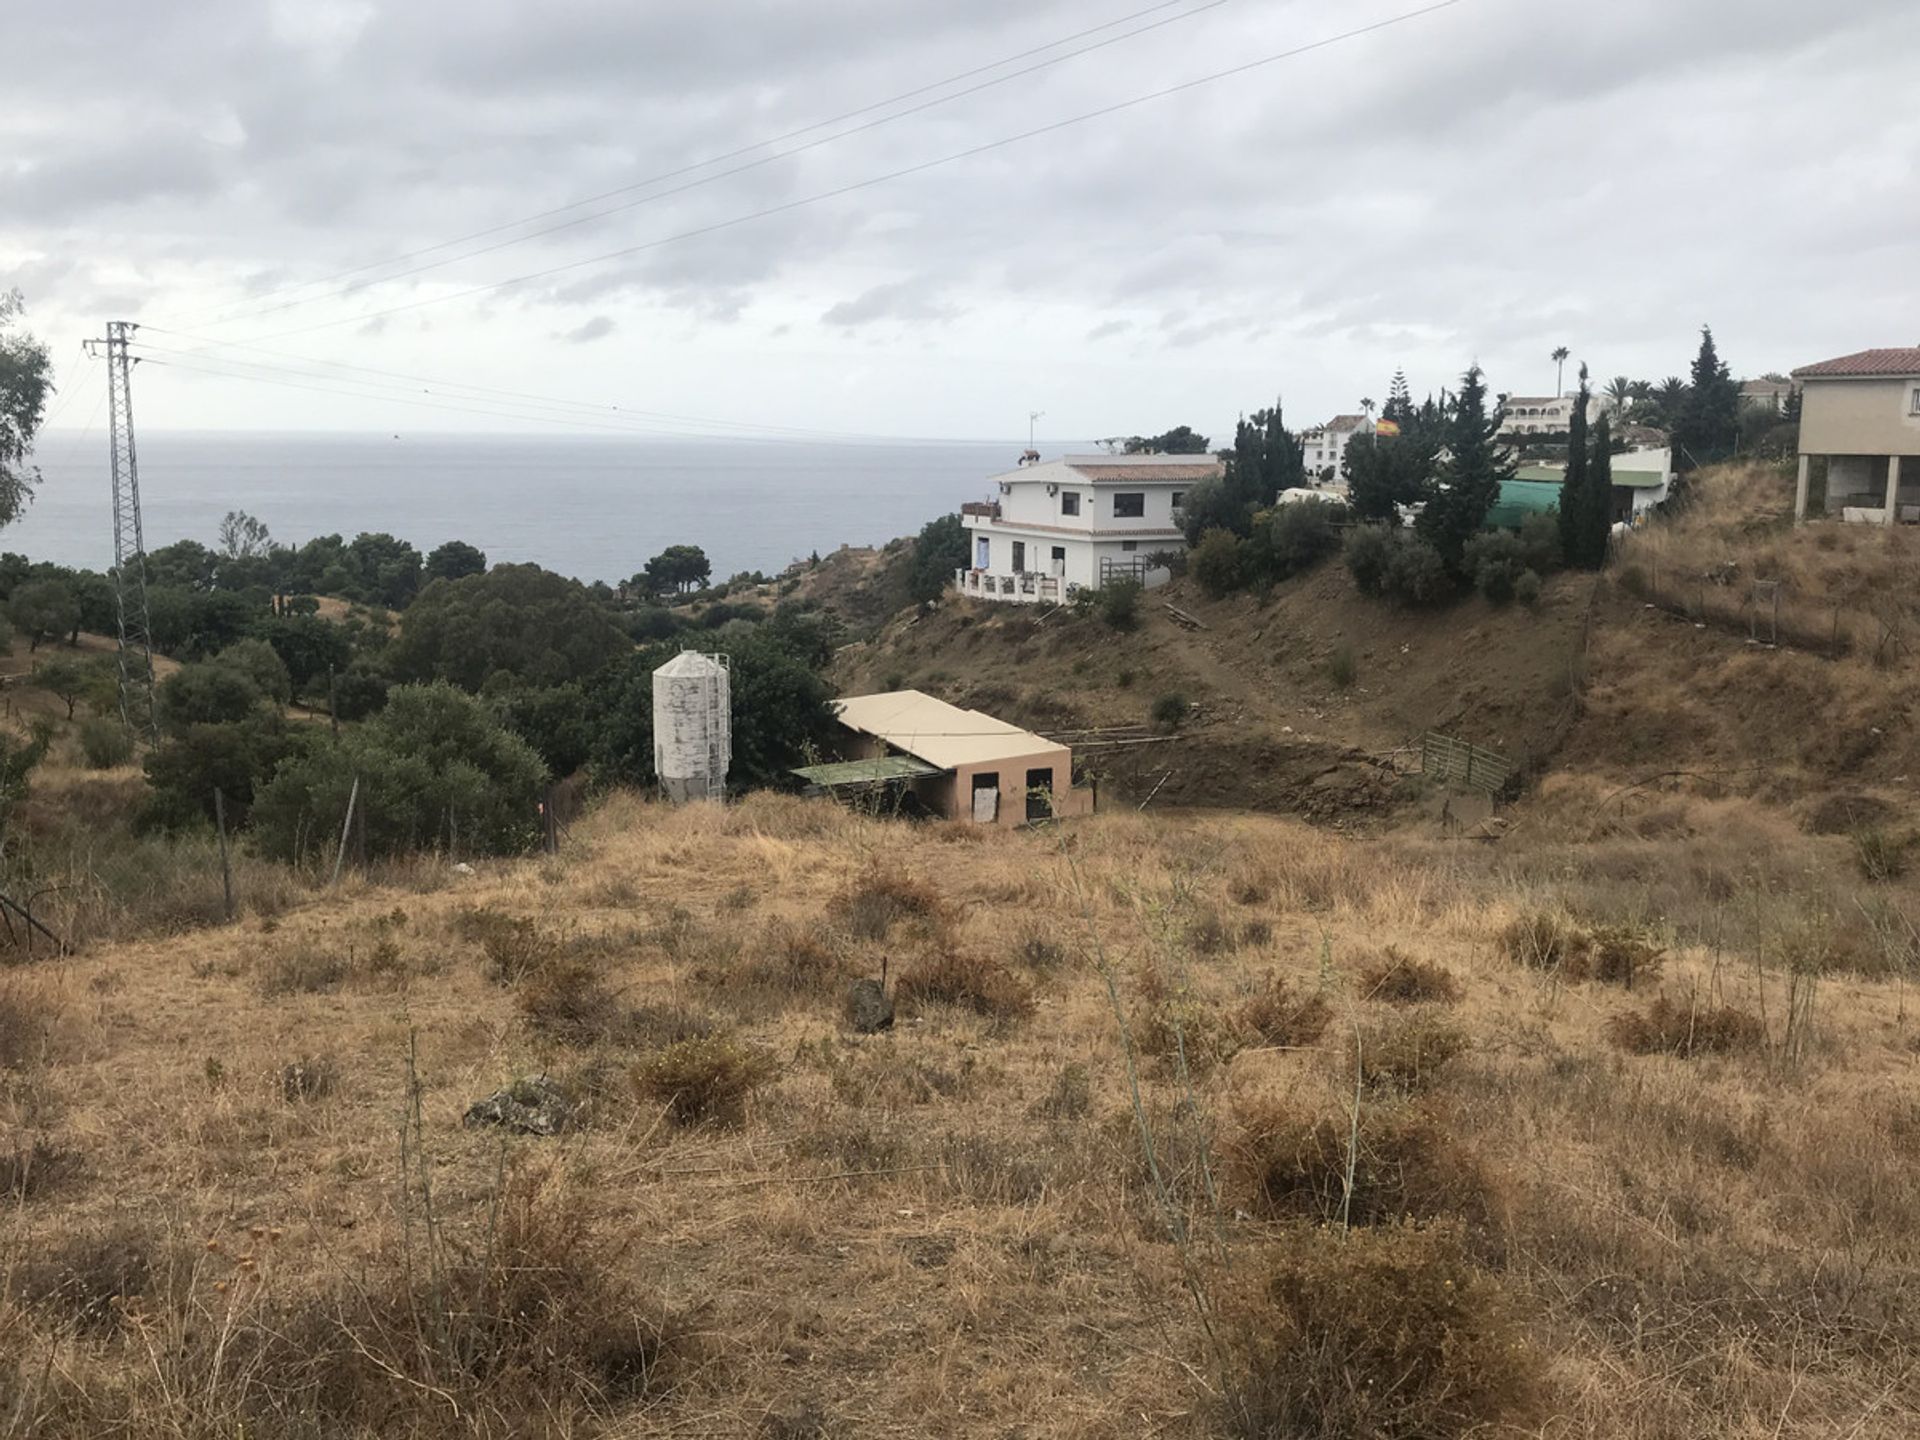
[{"x1": 83, "y1": 321, "x2": 158, "y2": 741}]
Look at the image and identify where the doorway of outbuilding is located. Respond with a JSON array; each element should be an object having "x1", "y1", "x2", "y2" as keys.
[
  {"x1": 1025, "y1": 767, "x2": 1054, "y2": 821},
  {"x1": 971, "y1": 772, "x2": 1000, "y2": 823}
]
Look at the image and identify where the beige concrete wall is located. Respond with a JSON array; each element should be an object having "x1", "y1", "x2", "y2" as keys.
[
  {"x1": 949, "y1": 749, "x2": 1089, "y2": 827},
  {"x1": 1800, "y1": 378, "x2": 1920, "y2": 456}
]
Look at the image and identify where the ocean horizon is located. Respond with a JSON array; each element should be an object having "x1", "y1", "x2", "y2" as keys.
[{"x1": 16, "y1": 429, "x2": 1049, "y2": 585}]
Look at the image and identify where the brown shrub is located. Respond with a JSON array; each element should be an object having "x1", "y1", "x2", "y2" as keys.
[
  {"x1": 1498, "y1": 910, "x2": 1576, "y2": 971},
  {"x1": 1228, "y1": 866, "x2": 1273, "y2": 905},
  {"x1": 259, "y1": 942, "x2": 351, "y2": 996},
  {"x1": 1223, "y1": 1221, "x2": 1541, "y2": 1440},
  {"x1": 517, "y1": 956, "x2": 626, "y2": 1046},
  {"x1": 1586, "y1": 925, "x2": 1665, "y2": 987},
  {"x1": 18, "y1": 1220, "x2": 162, "y2": 1333},
  {"x1": 1235, "y1": 973, "x2": 1333, "y2": 1048},
  {"x1": 736, "y1": 919, "x2": 847, "y2": 996},
  {"x1": 1133, "y1": 968, "x2": 1237, "y2": 1071},
  {"x1": 1607, "y1": 994, "x2": 1767, "y2": 1058},
  {"x1": 0, "y1": 1132, "x2": 81, "y2": 1201},
  {"x1": 827, "y1": 870, "x2": 951, "y2": 943},
  {"x1": 1349, "y1": 1013, "x2": 1469, "y2": 1094},
  {"x1": 633, "y1": 1034, "x2": 776, "y2": 1126},
  {"x1": 1357, "y1": 949, "x2": 1463, "y2": 1005},
  {"x1": 279, "y1": 1055, "x2": 338, "y2": 1103},
  {"x1": 1222, "y1": 1096, "x2": 1488, "y2": 1228},
  {"x1": 1030, "y1": 1061, "x2": 1093, "y2": 1121},
  {"x1": 459, "y1": 909, "x2": 563, "y2": 985},
  {"x1": 894, "y1": 951, "x2": 1034, "y2": 1022},
  {"x1": 0, "y1": 981, "x2": 56, "y2": 1069},
  {"x1": 1186, "y1": 906, "x2": 1233, "y2": 957}
]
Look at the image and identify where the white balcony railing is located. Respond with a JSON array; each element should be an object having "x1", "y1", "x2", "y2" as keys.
[{"x1": 954, "y1": 569, "x2": 1066, "y2": 604}]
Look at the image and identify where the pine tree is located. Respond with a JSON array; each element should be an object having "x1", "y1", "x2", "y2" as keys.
[
  {"x1": 1384, "y1": 369, "x2": 1414, "y2": 425},
  {"x1": 1559, "y1": 367, "x2": 1591, "y2": 566},
  {"x1": 1417, "y1": 366, "x2": 1514, "y2": 574},
  {"x1": 1675, "y1": 325, "x2": 1739, "y2": 470}
]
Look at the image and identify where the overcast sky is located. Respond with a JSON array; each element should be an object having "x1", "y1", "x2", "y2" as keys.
[{"x1": 5, "y1": 0, "x2": 1917, "y2": 445}]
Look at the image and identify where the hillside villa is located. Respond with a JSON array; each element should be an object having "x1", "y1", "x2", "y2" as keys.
[
  {"x1": 1497, "y1": 393, "x2": 1606, "y2": 437},
  {"x1": 955, "y1": 451, "x2": 1222, "y2": 603},
  {"x1": 1791, "y1": 348, "x2": 1920, "y2": 524},
  {"x1": 1299, "y1": 414, "x2": 1373, "y2": 482},
  {"x1": 794, "y1": 690, "x2": 1094, "y2": 825}
]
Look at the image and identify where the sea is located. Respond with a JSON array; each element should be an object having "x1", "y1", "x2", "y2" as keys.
[{"x1": 16, "y1": 430, "x2": 1035, "y2": 584}]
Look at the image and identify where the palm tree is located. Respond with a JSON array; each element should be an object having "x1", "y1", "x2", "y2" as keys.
[
  {"x1": 1551, "y1": 346, "x2": 1571, "y2": 395},
  {"x1": 1360, "y1": 397, "x2": 1376, "y2": 420},
  {"x1": 1651, "y1": 376, "x2": 1689, "y2": 428},
  {"x1": 1604, "y1": 375, "x2": 1633, "y2": 417}
]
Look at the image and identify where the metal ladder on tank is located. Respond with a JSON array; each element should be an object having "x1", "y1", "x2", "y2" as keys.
[{"x1": 704, "y1": 653, "x2": 730, "y2": 801}]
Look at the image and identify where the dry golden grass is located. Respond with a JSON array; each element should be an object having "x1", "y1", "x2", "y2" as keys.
[{"x1": 2, "y1": 787, "x2": 1919, "y2": 1435}]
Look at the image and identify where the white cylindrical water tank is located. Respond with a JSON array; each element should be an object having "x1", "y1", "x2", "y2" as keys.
[{"x1": 652, "y1": 651, "x2": 731, "y2": 803}]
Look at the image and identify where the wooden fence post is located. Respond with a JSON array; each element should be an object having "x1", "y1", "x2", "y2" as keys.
[
  {"x1": 331, "y1": 775, "x2": 361, "y2": 888},
  {"x1": 214, "y1": 787, "x2": 235, "y2": 922}
]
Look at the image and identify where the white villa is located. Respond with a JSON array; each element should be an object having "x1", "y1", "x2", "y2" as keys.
[
  {"x1": 1498, "y1": 394, "x2": 1606, "y2": 436},
  {"x1": 955, "y1": 452, "x2": 1222, "y2": 604},
  {"x1": 1299, "y1": 414, "x2": 1372, "y2": 482}
]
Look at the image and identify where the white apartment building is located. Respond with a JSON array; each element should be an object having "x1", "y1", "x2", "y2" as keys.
[
  {"x1": 1499, "y1": 394, "x2": 1605, "y2": 436},
  {"x1": 954, "y1": 452, "x2": 1223, "y2": 603},
  {"x1": 1299, "y1": 414, "x2": 1372, "y2": 481}
]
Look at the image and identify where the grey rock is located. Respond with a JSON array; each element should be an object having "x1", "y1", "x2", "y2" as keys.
[
  {"x1": 462, "y1": 1075, "x2": 577, "y2": 1136},
  {"x1": 845, "y1": 977, "x2": 894, "y2": 1034}
]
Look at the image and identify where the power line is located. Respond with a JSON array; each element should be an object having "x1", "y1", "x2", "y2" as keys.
[
  {"x1": 130, "y1": 352, "x2": 1048, "y2": 447},
  {"x1": 205, "y1": 1, "x2": 1465, "y2": 348},
  {"x1": 131, "y1": 329, "x2": 1015, "y2": 443},
  {"x1": 168, "y1": 0, "x2": 1236, "y2": 330}
]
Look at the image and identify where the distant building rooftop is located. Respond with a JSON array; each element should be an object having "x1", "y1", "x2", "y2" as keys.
[{"x1": 991, "y1": 453, "x2": 1223, "y2": 485}]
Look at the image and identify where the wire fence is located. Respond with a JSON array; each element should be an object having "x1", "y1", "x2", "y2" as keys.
[{"x1": 1612, "y1": 532, "x2": 1916, "y2": 665}]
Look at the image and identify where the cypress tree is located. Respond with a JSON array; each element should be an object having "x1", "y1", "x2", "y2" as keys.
[
  {"x1": 1559, "y1": 367, "x2": 1591, "y2": 566},
  {"x1": 1586, "y1": 415, "x2": 1615, "y2": 557},
  {"x1": 1417, "y1": 365, "x2": 1514, "y2": 575}
]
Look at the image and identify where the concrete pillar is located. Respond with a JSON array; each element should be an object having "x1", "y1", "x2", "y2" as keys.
[
  {"x1": 1887, "y1": 455, "x2": 1903, "y2": 527},
  {"x1": 1794, "y1": 454, "x2": 1811, "y2": 521}
]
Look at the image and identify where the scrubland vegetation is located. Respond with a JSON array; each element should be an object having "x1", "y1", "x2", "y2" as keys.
[{"x1": 4, "y1": 775, "x2": 1919, "y2": 1437}]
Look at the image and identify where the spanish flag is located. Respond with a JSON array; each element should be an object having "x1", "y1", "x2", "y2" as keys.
[{"x1": 1374, "y1": 419, "x2": 1402, "y2": 438}]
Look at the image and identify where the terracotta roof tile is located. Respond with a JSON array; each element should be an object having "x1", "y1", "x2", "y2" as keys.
[{"x1": 1792, "y1": 348, "x2": 1920, "y2": 379}]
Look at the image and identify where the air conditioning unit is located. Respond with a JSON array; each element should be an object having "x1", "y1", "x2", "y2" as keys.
[
  {"x1": 1045, "y1": 483, "x2": 1059, "y2": 496},
  {"x1": 998, "y1": 481, "x2": 1012, "y2": 495}
]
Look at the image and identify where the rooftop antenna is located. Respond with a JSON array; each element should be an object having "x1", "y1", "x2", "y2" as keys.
[
  {"x1": 1028, "y1": 410, "x2": 1044, "y2": 450},
  {"x1": 80, "y1": 321, "x2": 158, "y2": 743}
]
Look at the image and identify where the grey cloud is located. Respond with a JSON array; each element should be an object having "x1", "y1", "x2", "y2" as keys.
[
  {"x1": 558, "y1": 315, "x2": 616, "y2": 344},
  {"x1": 820, "y1": 278, "x2": 955, "y2": 328}
]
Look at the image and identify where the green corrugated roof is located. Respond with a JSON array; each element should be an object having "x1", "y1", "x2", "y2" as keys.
[
  {"x1": 1516, "y1": 463, "x2": 1666, "y2": 488},
  {"x1": 1484, "y1": 479, "x2": 1563, "y2": 529},
  {"x1": 792, "y1": 756, "x2": 942, "y2": 787}
]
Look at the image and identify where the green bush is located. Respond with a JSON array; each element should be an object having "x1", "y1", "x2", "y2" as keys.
[
  {"x1": 1382, "y1": 535, "x2": 1453, "y2": 607},
  {"x1": 1343, "y1": 525, "x2": 1397, "y2": 596},
  {"x1": 1097, "y1": 577, "x2": 1142, "y2": 630},
  {"x1": 1514, "y1": 570, "x2": 1543, "y2": 608},
  {"x1": 1189, "y1": 529, "x2": 1247, "y2": 598},
  {"x1": 1516, "y1": 511, "x2": 1563, "y2": 574},
  {"x1": 1463, "y1": 533, "x2": 1525, "y2": 605},
  {"x1": 78, "y1": 717, "x2": 134, "y2": 770},
  {"x1": 1262, "y1": 498, "x2": 1344, "y2": 577},
  {"x1": 215, "y1": 638, "x2": 293, "y2": 707},
  {"x1": 1151, "y1": 692, "x2": 1189, "y2": 731},
  {"x1": 250, "y1": 683, "x2": 548, "y2": 863},
  {"x1": 1326, "y1": 644, "x2": 1356, "y2": 689},
  {"x1": 155, "y1": 662, "x2": 267, "y2": 732}
]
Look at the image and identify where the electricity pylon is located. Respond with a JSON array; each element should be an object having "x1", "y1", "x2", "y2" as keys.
[{"x1": 81, "y1": 321, "x2": 158, "y2": 742}]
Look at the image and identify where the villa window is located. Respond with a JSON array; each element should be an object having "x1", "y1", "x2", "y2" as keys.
[
  {"x1": 1113, "y1": 492, "x2": 1145, "y2": 518},
  {"x1": 1121, "y1": 540, "x2": 1138, "y2": 552},
  {"x1": 1911, "y1": 386, "x2": 1920, "y2": 415},
  {"x1": 1060, "y1": 490, "x2": 1080, "y2": 516}
]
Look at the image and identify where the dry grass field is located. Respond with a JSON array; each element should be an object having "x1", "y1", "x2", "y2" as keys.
[{"x1": 6, "y1": 781, "x2": 1919, "y2": 1438}]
